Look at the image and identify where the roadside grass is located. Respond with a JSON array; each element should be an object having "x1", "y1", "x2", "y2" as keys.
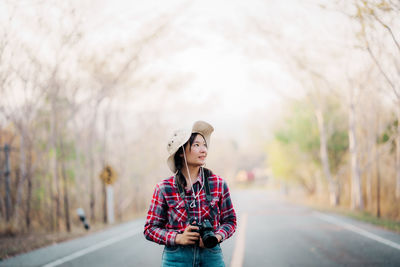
[
  {"x1": 317, "y1": 206, "x2": 400, "y2": 233},
  {"x1": 286, "y1": 193, "x2": 400, "y2": 234}
]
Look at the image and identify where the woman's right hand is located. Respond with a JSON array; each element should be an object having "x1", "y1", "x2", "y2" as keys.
[{"x1": 175, "y1": 225, "x2": 200, "y2": 245}]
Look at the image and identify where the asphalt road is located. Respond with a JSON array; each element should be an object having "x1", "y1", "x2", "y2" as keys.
[{"x1": 1, "y1": 189, "x2": 400, "y2": 267}]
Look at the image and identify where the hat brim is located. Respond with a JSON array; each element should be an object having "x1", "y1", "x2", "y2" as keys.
[{"x1": 167, "y1": 121, "x2": 214, "y2": 173}]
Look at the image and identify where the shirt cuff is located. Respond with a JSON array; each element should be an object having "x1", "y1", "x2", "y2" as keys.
[
  {"x1": 215, "y1": 229, "x2": 227, "y2": 242},
  {"x1": 166, "y1": 231, "x2": 178, "y2": 246}
]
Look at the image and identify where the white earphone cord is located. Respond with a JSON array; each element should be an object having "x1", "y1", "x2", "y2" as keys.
[{"x1": 182, "y1": 146, "x2": 204, "y2": 222}]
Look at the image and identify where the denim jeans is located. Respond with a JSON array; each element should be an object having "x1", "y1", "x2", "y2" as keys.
[{"x1": 161, "y1": 244, "x2": 225, "y2": 267}]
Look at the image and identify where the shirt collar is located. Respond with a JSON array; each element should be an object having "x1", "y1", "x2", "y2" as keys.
[
  {"x1": 174, "y1": 170, "x2": 204, "y2": 188},
  {"x1": 193, "y1": 172, "x2": 204, "y2": 186}
]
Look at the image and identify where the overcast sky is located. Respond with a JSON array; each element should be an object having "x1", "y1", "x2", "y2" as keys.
[
  {"x1": 2, "y1": 0, "x2": 355, "y2": 142},
  {"x1": 81, "y1": 0, "x2": 351, "y2": 132}
]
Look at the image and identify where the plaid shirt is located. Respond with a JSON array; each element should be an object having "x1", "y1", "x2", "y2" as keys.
[{"x1": 144, "y1": 172, "x2": 236, "y2": 246}]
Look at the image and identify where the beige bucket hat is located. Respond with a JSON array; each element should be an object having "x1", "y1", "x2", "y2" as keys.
[{"x1": 167, "y1": 120, "x2": 214, "y2": 173}]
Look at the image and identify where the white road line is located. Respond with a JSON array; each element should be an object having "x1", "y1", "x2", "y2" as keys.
[
  {"x1": 230, "y1": 212, "x2": 248, "y2": 267},
  {"x1": 313, "y1": 212, "x2": 400, "y2": 251},
  {"x1": 42, "y1": 227, "x2": 142, "y2": 267}
]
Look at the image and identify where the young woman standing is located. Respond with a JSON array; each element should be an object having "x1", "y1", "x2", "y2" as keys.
[{"x1": 144, "y1": 121, "x2": 236, "y2": 267}]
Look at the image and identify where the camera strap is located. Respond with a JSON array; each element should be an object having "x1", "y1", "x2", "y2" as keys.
[
  {"x1": 203, "y1": 168, "x2": 216, "y2": 221},
  {"x1": 176, "y1": 173, "x2": 192, "y2": 220},
  {"x1": 175, "y1": 168, "x2": 215, "y2": 223},
  {"x1": 203, "y1": 168, "x2": 212, "y2": 203}
]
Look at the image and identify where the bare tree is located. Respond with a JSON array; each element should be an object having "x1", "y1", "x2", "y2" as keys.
[
  {"x1": 0, "y1": 32, "x2": 45, "y2": 230},
  {"x1": 0, "y1": 0, "x2": 193, "y2": 233},
  {"x1": 79, "y1": 12, "x2": 180, "y2": 223},
  {"x1": 280, "y1": 55, "x2": 343, "y2": 205},
  {"x1": 347, "y1": 79, "x2": 363, "y2": 210},
  {"x1": 350, "y1": 0, "x2": 400, "y2": 198}
]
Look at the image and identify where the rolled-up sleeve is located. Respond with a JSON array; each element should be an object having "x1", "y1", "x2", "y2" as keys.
[
  {"x1": 143, "y1": 184, "x2": 178, "y2": 246},
  {"x1": 215, "y1": 180, "x2": 236, "y2": 241}
]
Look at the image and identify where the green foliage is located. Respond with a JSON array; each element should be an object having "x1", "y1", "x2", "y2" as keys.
[
  {"x1": 380, "y1": 132, "x2": 390, "y2": 143},
  {"x1": 268, "y1": 98, "x2": 320, "y2": 186},
  {"x1": 66, "y1": 169, "x2": 76, "y2": 183},
  {"x1": 268, "y1": 95, "x2": 348, "y2": 187},
  {"x1": 274, "y1": 100, "x2": 320, "y2": 163},
  {"x1": 268, "y1": 140, "x2": 297, "y2": 182},
  {"x1": 378, "y1": 118, "x2": 397, "y2": 154},
  {"x1": 48, "y1": 147, "x2": 56, "y2": 158},
  {"x1": 34, "y1": 185, "x2": 45, "y2": 210},
  {"x1": 328, "y1": 130, "x2": 348, "y2": 172},
  {"x1": 61, "y1": 139, "x2": 77, "y2": 161},
  {"x1": 324, "y1": 99, "x2": 348, "y2": 173}
]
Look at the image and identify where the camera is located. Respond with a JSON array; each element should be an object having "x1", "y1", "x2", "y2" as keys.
[{"x1": 190, "y1": 218, "x2": 218, "y2": 248}]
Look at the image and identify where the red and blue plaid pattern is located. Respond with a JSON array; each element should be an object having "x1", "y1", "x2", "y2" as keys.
[{"x1": 144, "y1": 173, "x2": 236, "y2": 246}]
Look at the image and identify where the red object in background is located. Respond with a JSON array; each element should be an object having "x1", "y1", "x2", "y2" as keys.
[{"x1": 247, "y1": 171, "x2": 255, "y2": 181}]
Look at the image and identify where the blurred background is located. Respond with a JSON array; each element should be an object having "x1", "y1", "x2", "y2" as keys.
[{"x1": 0, "y1": 0, "x2": 399, "y2": 252}]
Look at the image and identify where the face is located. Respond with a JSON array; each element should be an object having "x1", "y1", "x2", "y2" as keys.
[{"x1": 183, "y1": 134, "x2": 208, "y2": 168}]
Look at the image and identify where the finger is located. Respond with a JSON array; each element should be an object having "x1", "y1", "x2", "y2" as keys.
[
  {"x1": 187, "y1": 225, "x2": 199, "y2": 231},
  {"x1": 187, "y1": 239, "x2": 198, "y2": 244},
  {"x1": 187, "y1": 232, "x2": 200, "y2": 237},
  {"x1": 186, "y1": 227, "x2": 198, "y2": 233},
  {"x1": 187, "y1": 235, "x2": 199, "y2": 241},
  {"x1": 198, "y1": 238, "x2": 204, "y2": 248}
]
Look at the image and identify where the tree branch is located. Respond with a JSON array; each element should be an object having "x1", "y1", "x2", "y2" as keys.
[
  {"x1": 365, "y1": 40, "x2": 400, "y2": 99},
  {"x1": 371, "y1": 12, "x2": 400, "y2": 53}
]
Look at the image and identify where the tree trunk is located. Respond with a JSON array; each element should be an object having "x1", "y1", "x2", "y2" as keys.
[
  {"x1": 89, "y1": 100, "x2": 102, "y2": 222},
  {"x1": 55, "y1": 155, "x2": 61, "y2": 232},
  {"x1": 89, "y1": 124, "x2": 96, "y2": 223},
  {"x1": 13, "y1": 128, "x2": 28, "y2": 229},
  {"x1": 25, "y1": 140, "x2": 37, "y2": 230},
  {"x1": 366, "y1": 122, "x2": 375, "y2": 209},
  {"x1": 58, "y1": 138, "x2": 71, "y2": 232},
  {"x1": 50, "y1": 90, "x2": 61, "y2": 231},
  {"x1": 376, "y1": 123, "x2": 381, "y2": 218},
  {"x1": 48, "y1": 172, "x2": 54, "y2": 231},
  {"x1": 396, "y1": 104, "x2": 400, "y2": 198},
  {"x1": 102, "y1": 181, "x2": 107, "y2": 224},
  {"x1": 0, "y1": 186, "x2": 4, "y2": 219},
  {"x1": 315, "y1": 108, "x2": 339, "y2": 206},
  {"x1": 26, "y1": 170, "x2": 32, "y2": 230},
  {"x1": 61, "y1": 160, "x2": 71, "y2": 232},
  {"x1": 102, "y1": 106, "x2": 109, "y2": 224},
  {"x1": 366, "y1": 170, "x2": 372, "y2": 209},
  {"x1": 349, "y1": 93, "x2": 363, "y2": 210},
  {"x1": 4, "y1": 144, "x2": 12, "y2": 222}
]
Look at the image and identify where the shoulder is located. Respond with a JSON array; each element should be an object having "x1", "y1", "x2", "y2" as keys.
[
  {"x1": 205, "y1": 169, "x2": 232, "y2": 192},
  {"x1": 206, "y1": 171, "x2": 229, "y2": 191},
  {"x1": 154, "y1": 175, "x2": 176, "y2": 192},
  {"x1": 207, "y1": 173, "x2": 225, "y2": 184},
  {"x1": 204, "y1": 168, "x2": 225, "y2": 182}
]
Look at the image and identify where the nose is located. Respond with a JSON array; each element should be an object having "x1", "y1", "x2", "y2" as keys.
[{"x1": 200, "y1": 144, "x2": 208, "y2": 153}]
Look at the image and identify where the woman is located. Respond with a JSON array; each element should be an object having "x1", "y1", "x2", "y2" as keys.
[{"x1": 144, "y1": 121, "x2": 237, "y2": 267}]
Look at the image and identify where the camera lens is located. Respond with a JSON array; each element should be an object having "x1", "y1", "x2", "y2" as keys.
[{"x1": 202, "y1": 231, "x2": 218, "y2": 248}]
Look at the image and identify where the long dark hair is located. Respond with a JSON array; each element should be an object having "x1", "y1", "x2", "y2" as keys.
[{"x1": 174, "y1": 132, "x2": 211, "y2": 187}]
